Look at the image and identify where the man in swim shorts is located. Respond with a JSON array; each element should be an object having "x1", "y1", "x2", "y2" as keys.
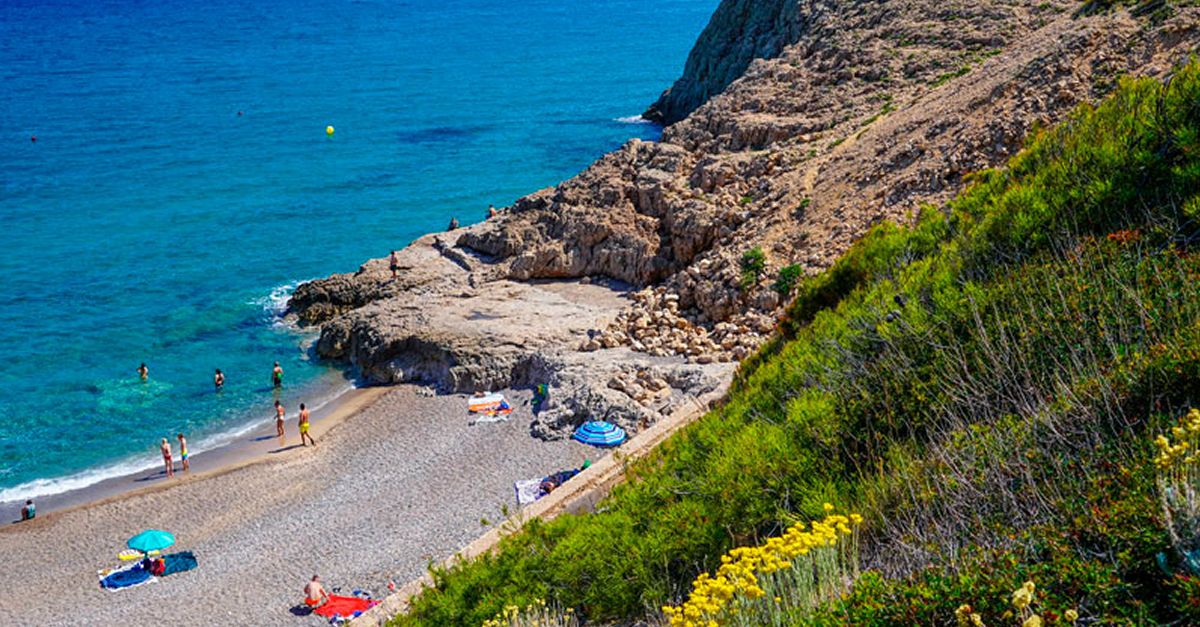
[
  {"x1": 177, "y1": 433, "x2": 189, "y2": 472},
  {"x1": 137, "y1": 363, "x2": 148, "y2": 381},
  {"x1": 214, "y1": 368, "x2": 225, "y2": 391},
  {"x1": 160, "y1": 438, "x2": 174, "y2": 478},
  {"x1": 275, "y1": 399, "x2": 286, "y2": 444},
  {"x1": 299, "y1": 403, "x2": 316, "y2": 447},
  {"x1": 272, "y1": 361, "x2": 283, "y2": 388},
  {"x1": 304, "y1": 575, "x2": 329, "y2": 608}
]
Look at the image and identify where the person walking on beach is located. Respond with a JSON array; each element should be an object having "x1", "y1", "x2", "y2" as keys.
[
  {"x1": 177, "y1": 433, "x2": 190, "y2": 472},
  {"x1": 214, "y1": 368, "x2": 225, "y2": 391},
  {"x1": 304, "y1": 575, "x2": 329, "y2": 608},
  {"x1": 20, "y1": 499, "x2": 35, "y2": 521},
  {"x1": 389, "y1": 250, "x2": 399, "y2": 279},
  {"x1": 298, "y1": 403, "x2": 316, "y2": 447},
  {"x1": 274, "y1": 399, "x2": 286, "y2": 444},
  {"x1": 160, "y1": 438, "x2": 174, "y2": 478},
  {"x1": 137, "y1": 362, "x2": 148, "y2": 381},
  {"x1": 272, "y1": 361, "x2": 283, "y2": 389}
]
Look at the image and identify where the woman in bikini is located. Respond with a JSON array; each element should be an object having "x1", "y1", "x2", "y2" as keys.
[{"x1": 274, "y1": 400, "x2": 286, "y2": 445}]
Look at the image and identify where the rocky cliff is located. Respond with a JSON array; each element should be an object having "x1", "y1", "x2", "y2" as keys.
[
  {"x1": 290, "y1": 0, "x2": 1200, "y2": 439},
  {"x1": 643, "y1": 0, "x2": 808, "y2": 125}
]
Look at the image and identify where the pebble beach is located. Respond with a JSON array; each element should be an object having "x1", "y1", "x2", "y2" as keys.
[{"x1": 0, "y1": 387, "x2": 591, "y2": 626}]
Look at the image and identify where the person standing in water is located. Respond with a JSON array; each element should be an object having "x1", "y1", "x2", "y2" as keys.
[
  {"x1": 272, "y1": 361, "x2": 283, "y2": 389},
  {"x1": 137, "y1": 363, "x2": 148, "y2": 381},
  {"x1": 177, "y1": 433, "x2": 189, "y2": 472},
  {"x1": 389, "y1": 250, "x2": 399, "y2": 279},
  {"x1": 160, "y1": 438, "x2": 174, "y2": 478},
  {"x1": 214, "y1": 368, "x2": 225, "y2": 391},
  {"x1": 274, "y1": 400, "x2": 286, "y2": 444},
  {"x1": 298, "y1": 403, "x2": 316, "y2": 447}
]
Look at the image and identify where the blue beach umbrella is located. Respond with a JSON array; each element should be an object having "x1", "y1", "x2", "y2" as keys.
[
  {"x1": 572, "y1": 421, "x2": 627, "y2": 447},
  {"x1": 127, "y1": 529, "x2": 175, "y2": 554}
]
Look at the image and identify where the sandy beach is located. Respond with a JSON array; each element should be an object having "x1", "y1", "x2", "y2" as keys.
[{"x1": 0, "y1": 386, "x2": 591, "y2": 626}]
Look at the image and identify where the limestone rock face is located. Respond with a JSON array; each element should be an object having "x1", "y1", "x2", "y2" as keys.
[{"x1": 644, "y1": 0, "x2": 808, "y2": 125}]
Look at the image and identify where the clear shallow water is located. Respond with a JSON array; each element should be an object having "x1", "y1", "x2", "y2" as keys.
[{"x1": 0, "y1": 0, "x2": 717, "y2": 501}]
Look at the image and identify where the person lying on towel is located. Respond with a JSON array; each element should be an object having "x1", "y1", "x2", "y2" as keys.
[{"x1": 305, "y1": 574, "x2": 330, "y2": 607}]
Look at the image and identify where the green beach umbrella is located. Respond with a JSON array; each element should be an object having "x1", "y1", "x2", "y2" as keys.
[{"x1": 126, "y1": 529, "x2": 175, "y2": 554}]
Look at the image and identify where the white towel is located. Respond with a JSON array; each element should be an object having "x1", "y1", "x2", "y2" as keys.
[{"x1": 514, "y1": 478, "x2": 545, "y2": 505}]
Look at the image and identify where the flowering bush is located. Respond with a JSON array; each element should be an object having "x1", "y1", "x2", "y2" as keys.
[
  {"x1": 480, "y1": 599, "x2": 577, "y2": 627},
  {"x1": 955, "y1": 580, "x2": 1077, "y2": 627},
  {"x1": 1155, "y1": 409, "x2": 1200, "y2": 574},
  {"x1": 661, "y1": 505, "x2": 860, "y2": 627}
]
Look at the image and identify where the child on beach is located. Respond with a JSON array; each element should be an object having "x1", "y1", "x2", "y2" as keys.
[
  {"x1": 214, "y1": 368, "x2": 225, "y2": 391},
  {"x1": 20, "y1": 499, "x2": 34, "y2": 521},
  {"x1": 177, "y1": 433, "x2": 189, "y2": 472},
  {"x1": 160, "y1": 438, "x2": 174, "y2": 478},
  {"x1": 137, "y1": 363, "x2": 148, "y2": 381},
  {"x1": 272, "y1": 361, "x2": 283, "y2": 389},
  {"x1": 275, "y1": 400, "x2": 286, "y2": 444},
  {"x1": 298, "y1": 403, "x2": 316, "y2": 447}
]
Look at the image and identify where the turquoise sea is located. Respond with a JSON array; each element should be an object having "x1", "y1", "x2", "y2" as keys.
[{"x1": 0, "y1": 0, "x2": 717, "y2": 502}]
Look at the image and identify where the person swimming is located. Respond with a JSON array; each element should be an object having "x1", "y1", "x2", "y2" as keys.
[
  {"x1": 214, "y1": 368, "x2": 225, "y2": 391},
  {"x1": 137, "y1": 363, "x2": 148, "y2": 381},
  {"x1": 272, "y1": 361, "x2": 283, "y2": 389},
  {"x1": 298, "y1": 403, "x2": 316, "y2": 447},
  {"x1": 177, "y1": 433, "x2": 189, "y2": 472}
]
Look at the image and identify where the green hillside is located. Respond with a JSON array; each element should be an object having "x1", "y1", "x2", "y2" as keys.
[{"x1": 395, "y1": 61, "x2": 1200, "y2": 626}]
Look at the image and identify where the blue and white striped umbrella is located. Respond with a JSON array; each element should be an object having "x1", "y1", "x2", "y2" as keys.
[{"x1": 572, "y1": 421, "x2": 627, "y2": 447}]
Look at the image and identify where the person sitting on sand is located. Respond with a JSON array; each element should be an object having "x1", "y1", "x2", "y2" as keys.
[
  {"x1": 177, "y1": 433, "x2": 189, "y2": 472},
  {"x1": 275, "y1": 400, "x2": 286, "y2": 444},
  {"x1": 389, "y1": 250, "x2": 399, "y2": 279},
  {"x1": 214, "y1": 368, "x2": 225, "y2": 391},
  {"x1": 137, "y1": 362, "x2": 148, "y2": 381},
  {"x1": 160, "y1": 438, "x2": 174, "y2": 478},
  {"x1": 272, "y1": 361, "x2": 284, "y2": 389},
  {"x1": 304, "y1": 575, "x2": 330, "y2": 608},
  {"x1": 20, "y1": 499, "x2": 34, "y2": 521},
  {"x1": 298, "y1": 403, "x2": 316, "y2": 447}
]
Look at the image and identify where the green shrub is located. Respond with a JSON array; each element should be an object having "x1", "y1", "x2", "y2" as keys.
[
  {"x1": 394, "y1": 60, "x2": 1200, "y2": 627},
  {"x1": 739, "y1": 247, "x2": 766, "y2": 290},
  {"x1": 772, "y1": 264, "x2": 804, "y2": 297}
]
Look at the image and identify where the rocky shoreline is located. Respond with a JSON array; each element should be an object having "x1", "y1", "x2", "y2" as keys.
[{"x1": 290, "y1": 0, "x2": 1200, "y2": 441}]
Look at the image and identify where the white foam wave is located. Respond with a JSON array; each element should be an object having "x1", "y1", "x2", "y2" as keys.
[
  {"x1": 615, "y1": 115, "x2": 653, "y2": 125},
  {"x1": 253, "y1": 280, "x2": 305, "y2": 317},
  {"x1": 0, "y1": 380, "x2": 356, "y2": 505}
]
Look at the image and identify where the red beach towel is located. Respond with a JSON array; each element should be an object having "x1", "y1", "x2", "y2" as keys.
[{"x1": 312, "y1": 595, "x2": 378, "y2": 620}]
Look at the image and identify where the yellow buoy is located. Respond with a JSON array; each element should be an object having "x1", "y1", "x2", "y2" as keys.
[{"x1": 326, "y1": 125, "x2": 335, "y2": 136}]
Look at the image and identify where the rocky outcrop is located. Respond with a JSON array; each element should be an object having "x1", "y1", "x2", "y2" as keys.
[
  {"x1": 643, "y1": 0, "x2": 810, "y2": 125},
  {"x1": 291, "y1": 1, "x2": 1200, "y2": 438}
]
